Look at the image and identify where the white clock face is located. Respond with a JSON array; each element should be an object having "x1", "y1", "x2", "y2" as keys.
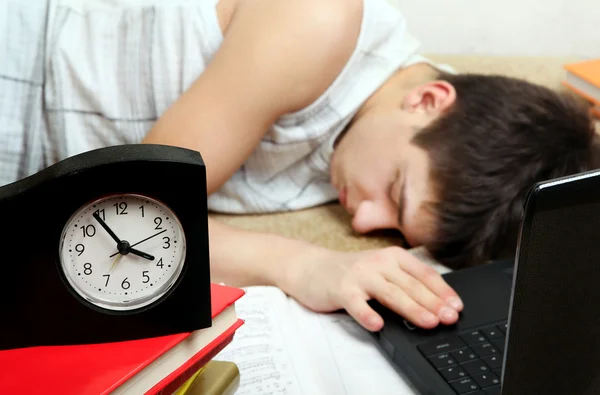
[{"x1": 59, "y1": 194, "x2": 186, "y2": 311}]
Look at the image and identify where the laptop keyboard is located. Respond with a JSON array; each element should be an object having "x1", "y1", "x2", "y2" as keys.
[{"x1": 417, "y1": 321, "x2": 507, "y2": 395}]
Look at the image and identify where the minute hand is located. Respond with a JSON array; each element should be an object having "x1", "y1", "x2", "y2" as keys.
[{"x1": 109, "y1": 229, "x2": 167, "y2": 258}]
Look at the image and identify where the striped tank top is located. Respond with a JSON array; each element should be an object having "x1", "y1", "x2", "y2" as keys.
[{"x1": 0, "y1": 0, "x2": 453, "y2": 213}]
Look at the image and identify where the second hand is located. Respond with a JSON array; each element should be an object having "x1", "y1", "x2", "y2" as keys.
[{"x1": 110, "y1": 254, "x2": 123, "y2": 272}]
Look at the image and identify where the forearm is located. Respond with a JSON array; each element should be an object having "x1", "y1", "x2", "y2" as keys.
[{"x1": 208, "y1": 217, "x2": 328, "y2": 291}]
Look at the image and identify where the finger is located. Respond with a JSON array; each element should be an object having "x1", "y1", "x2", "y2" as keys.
[
  {"x1": 341, "y1": 290, "x2": 384, "y2": 332},
  {"x1": 383, "y1": 267, "x2": 458, "y2": 326},
  {"x1": 366, "y1": 275, "x2": 440, "y2": 329},
  {"x1": 396, "y1": 251, "x2": 463, "y2": 311}
]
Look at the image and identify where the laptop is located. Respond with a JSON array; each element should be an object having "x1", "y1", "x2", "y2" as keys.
[{"x1": 369, "y1": 168, "x2": 600, "y2": 395}]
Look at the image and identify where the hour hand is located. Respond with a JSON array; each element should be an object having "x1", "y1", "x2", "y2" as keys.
[
  {"x1": 93, "y1": 212, "x2": 121, "y2": 245},
  {"x1": 128, "y1": 248, "x2": 154, "y2": 261}
]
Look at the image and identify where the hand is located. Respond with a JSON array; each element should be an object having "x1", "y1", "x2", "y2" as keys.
[
  {"x1": 93, "y1": 212, "x2": 121, "y2": 245},
  {"x1": 128, "y1": 247, "x2": 154, "y2": 261},
  {"x1": 284, "y1": 246, "x2": 463, "y2": 332},
  {"x1": 94, "y1": 213, "x2": 155, "y2": 261},
  {"x1": 109, "y1": 247, "x2": 153, "y2": 272},
  {"x1": 110, "y1": 253, "x2": 123, "y2": 272},
  {"x1": 109, "y1": 229, "x2": 166, "y2": 258}
]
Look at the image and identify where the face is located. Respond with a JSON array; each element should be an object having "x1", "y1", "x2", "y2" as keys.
[
  {"x1": 330, "y1": 114, "x2": 435, "y2": 246},
  {"x1": 330, "y1": 78, "x2": 456, "y2": 247}
]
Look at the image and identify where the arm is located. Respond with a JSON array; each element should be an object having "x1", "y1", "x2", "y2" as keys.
[
  {"x1": 209, "y1": 216, "x2": 463, "y2": 333},
  {"x1": 143, "y1": 0, "x2": 360, "y2": 285},
  {"x1": 143, "y1": 0, "x2": 362, "y2": 194},
  {"x1": 207, "y1": 217, "x2": 328, "y2": 288},
  {"x1": 143, "y1": 0, "x2": 360, "y2": 283},
  {"x1": 143, "y1": 0, "x2": 462, "y2": 332}
]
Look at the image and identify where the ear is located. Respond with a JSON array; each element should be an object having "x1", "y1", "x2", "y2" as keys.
[{"x1": 403, "y1": 80, "x2": 456, "y2": 115}]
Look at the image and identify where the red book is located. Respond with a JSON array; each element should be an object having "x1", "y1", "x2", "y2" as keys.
[{"x1": 0, "y1": 284, "x2": 244, "y2": 395}]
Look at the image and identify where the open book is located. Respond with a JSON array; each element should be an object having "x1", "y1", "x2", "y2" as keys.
[
  {"x1": 213, "y1": 286, "x2": 418, "y2": 394},
  {"x1": 213, "y1": 247, "x2": 448, "y2": 395}
]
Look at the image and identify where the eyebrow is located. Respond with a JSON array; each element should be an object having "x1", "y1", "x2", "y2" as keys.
[{"x1": 397, "y1": 177, "x2": 406, "y2": 227}]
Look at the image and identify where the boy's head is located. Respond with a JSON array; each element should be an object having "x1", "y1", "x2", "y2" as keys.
[{"x1": 330, "y1": 65, "x2": 600, "y2": 268}]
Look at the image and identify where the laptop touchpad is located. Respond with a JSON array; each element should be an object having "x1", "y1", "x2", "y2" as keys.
[
  {"x1": 442, "y1": 260, "x2": 514, "y2": 331},
  {"x1": 370, "y1": 260, "x2": 514, "y2": 337}
]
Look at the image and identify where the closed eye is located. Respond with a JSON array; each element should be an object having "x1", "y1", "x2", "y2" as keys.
[{"x1": 397, "y1": 175, "x2": 407, "y2": 228}]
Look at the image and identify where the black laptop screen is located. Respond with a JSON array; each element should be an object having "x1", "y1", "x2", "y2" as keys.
[{"x1": 502, "y1": 190, "x2": 600, "y2": 395}]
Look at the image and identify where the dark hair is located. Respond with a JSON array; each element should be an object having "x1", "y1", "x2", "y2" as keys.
[{"x1": 412, "y1": 73, "x2": 600, "y2": 269}]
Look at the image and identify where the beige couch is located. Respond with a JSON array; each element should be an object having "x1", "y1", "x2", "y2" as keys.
[{"x1": 211, "y1": 55, "x2": 600, "y2": 267}]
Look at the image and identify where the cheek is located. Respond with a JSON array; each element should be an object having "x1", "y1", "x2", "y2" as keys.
[
  {"x1": 401, "y1": 206, "x2": 435, "y2": 247},
  {"x1": 354, "y1": 170, "x2": 391, "y2": 203},
  {"x1": 401, "y1": 226, "x2": 423, "y2": 247}
]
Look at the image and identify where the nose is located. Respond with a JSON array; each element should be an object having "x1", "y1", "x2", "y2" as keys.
[{"x1": 351, "y1": 200, "x2": 399, "y2": 234}]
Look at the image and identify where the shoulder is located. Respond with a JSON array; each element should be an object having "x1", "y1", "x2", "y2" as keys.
[
  {"x1": 228, "y1": 0, "x2": 364, "y2": 36},
  {"x1": 225, "y1": 0, "x2": 365, "y2": 112}
]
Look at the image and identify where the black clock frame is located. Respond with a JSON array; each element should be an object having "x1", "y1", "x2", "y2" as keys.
[{"x1": 0, "y1": 144, "x2": 212, "y2": 350}]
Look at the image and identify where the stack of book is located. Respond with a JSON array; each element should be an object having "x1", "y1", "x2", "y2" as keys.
[
  {"x1": 173, "y1": 360, "x2": 240, "y2": 395},
  {"x1": 563, "y1": 58, "x2": 600, "y2": 119},
  {"x1": 0, "y1": 283, "x2": 244, "y2": 395}
]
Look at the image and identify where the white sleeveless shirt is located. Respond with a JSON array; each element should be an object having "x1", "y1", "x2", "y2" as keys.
[{"x1": 0, "y1": 0, "x2": 453, "y2": 213}]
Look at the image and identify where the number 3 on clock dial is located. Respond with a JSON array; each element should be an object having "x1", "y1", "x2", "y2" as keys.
[{"x1": 59, "y1": 194, "x2": 187, "y2": 312}]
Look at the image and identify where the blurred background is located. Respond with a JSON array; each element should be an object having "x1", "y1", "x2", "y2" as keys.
[{"x1": 386, "y1": 0, "x2": 599, "y2": 58}]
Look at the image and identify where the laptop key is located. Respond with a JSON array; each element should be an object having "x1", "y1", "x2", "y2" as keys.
[
  {"x1": 451, "y1": 347, "x2": 478, "y2": 363},
  {"x1": 418, "y1": 336, "x2": 466, "y2": 356},
  {"x1": 491, "y1": 338, "x2": 505, "y2": 353},
  {"x1": 460, "y1": 330, "x2": 487, "y2": 345},
  {"x1": 427, "y1": 353, "x2": 456, "y2": 369},
  {"x1": 449, "y1": 378, "x2": 480, "y2": 394},
  {"x1": 460, "y1": 360, "x2": 490, "y2": 375},
  {"x1": 482, "y1": 355, "x2": 503, "y2": 370},
  {"x1": 471, "y1": 342, "x2": 499, "y2": 358},
  {"x1": 472, "y1": 372, "x2": 500, "y2": 388},
  {"x1": 438, "y1": 365, "x2": 467, "y2": 381},
  {"x1": 481, "y1": 327, "x2": 503, "y2": 340}
]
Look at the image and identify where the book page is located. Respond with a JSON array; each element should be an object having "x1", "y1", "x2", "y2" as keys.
[
  {"x1": 287, "y1": 300, "x2": 418, "y2": 395},
  {"x1": 213, "y1": 286, "x2": 326, "y2": 395},
  {"x1": 214, "y1": 285, "x2": 418, "y2": 394}
]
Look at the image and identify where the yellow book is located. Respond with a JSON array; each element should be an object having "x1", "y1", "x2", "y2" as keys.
[{"x1": 174, "y1": 361, "x2": 240, "y2": 395}]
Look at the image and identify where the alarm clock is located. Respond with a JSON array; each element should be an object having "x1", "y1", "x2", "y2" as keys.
[
  {"x1": 58, "y1": 193, "x2": 187, "y2": 312},
  {"x1": 0, "y1": 144, "x2": 212, "y2": 350}
]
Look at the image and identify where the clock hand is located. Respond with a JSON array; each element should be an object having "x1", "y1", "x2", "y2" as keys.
[
  {"x1": 130, "y1": 228, "x2": 168, "y2": 248},
  {"x1": 128, "y1": 247, "x2": 155, "y2": 261},
  {"x1": 109, "y1": 229, "x2": 167, "y2": 258},
  {"x1": 110, "y1": 253, "x2": 123, "y2": 272},
  {"x1": 93, "y1": 212, "x2": 121, "y2": 245},
  {"x1": 108, "y1": 240, "x2": 155, "y2": 261}
]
